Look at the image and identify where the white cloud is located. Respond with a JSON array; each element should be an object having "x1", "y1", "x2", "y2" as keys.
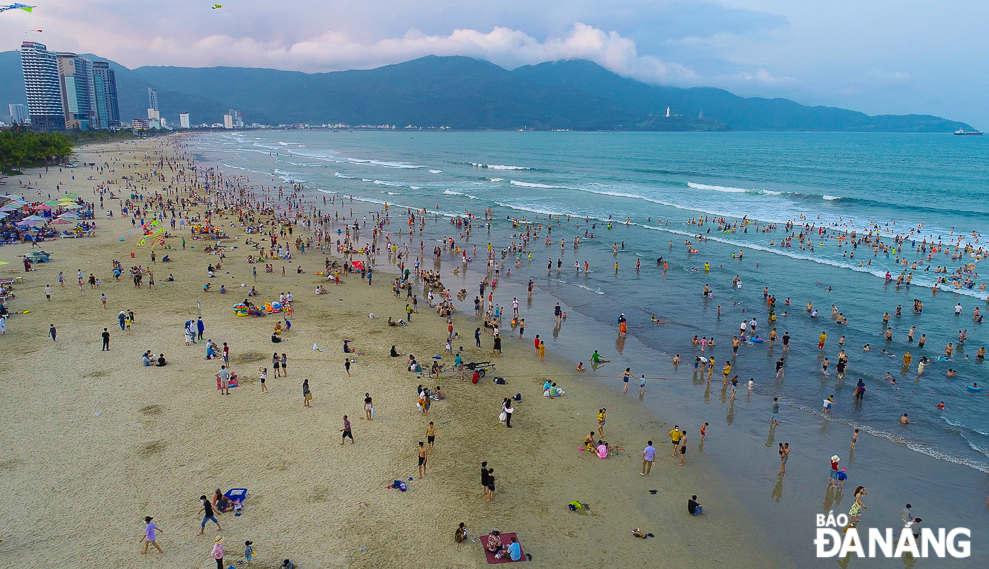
[
  {"x1": 736, "y1": 69, "x2": 797, "y2": 86},
  {"x1": 161, "y1": 23, "x2": 699, "y2": 86}
]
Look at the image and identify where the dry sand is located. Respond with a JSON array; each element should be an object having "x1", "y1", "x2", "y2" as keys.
[{"x1": 0, "y1": 137, "x2": 785, "y2": 568}]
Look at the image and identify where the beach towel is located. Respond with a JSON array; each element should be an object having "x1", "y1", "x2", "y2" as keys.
[
  {"x1": 225, "y1": 488, "x2": 247, "y2": 503},
  {"x1": 480, "y1": 533, "x2": 526, "y2": 564}
]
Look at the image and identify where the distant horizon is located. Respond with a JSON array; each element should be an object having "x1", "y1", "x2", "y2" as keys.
[{"x1": 3, "y1": 48, "x2": 979, "y2": 129}]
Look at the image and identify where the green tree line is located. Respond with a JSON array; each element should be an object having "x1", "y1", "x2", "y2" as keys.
[{"x1": 0, "y1": 128, "x2": 73, "y2": 172}]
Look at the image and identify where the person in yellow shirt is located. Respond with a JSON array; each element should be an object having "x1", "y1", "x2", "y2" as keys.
[
  {"x1": 818, "y1": 332, "x2": 827, "y2": 349},
  {"x1": 722, "y1": 362, "x2": 731, "y2": 384},
  {"x1": 669, "y1": 425, "x2": 682, "y2": 457}
]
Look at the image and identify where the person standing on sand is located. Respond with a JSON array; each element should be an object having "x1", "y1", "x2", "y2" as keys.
[
  {"x1": 197, "y1": 317, "x2": 205, "y2": 341},
  {"x1": 771, "y1": 397, "x2": 781, "y2": 427},
  {"x1": 364, "y1": 393, "x2": 373, "y2": 420},
  {"x1": 638, "y1": 374, "x2": 647, "y2": 397},
  {"x1": 669, "y1": 425, "x2": 681, "y2": 457},
  {"x1": 210, "y1": 535, "x2": 225, "y2": 569},
  {"x1": 504, "y1": 399, "x2": 514, "y2": 428},
  {"x1": 101, "y1": 327, "x2": 110, "y2": 351},
  {"x1": 621, "y1": 368, "x2": 632, "y2": 394},
  {"x1": 340, "y1": 415, "x2": 354, "y2": 444},
  {"x1": 302, "y1": 379, "x2": 312, "y2": 407},
  {"x1": 597, "y1": 409, "x2": 606, "y2": 436},
  {"x1": 281, "y1": 353, "x2": 287, "y2": 376},
  {"x1": 49, "y1": 324, "x2": 56, "y2": 342},
  {"x1": 641, "y1": 441, "x2": 656, "y2": 475},
  {"x1": 418, "y1": 441, "x2": 429, "y2": 478},
  {"x1": 678, "y1": 430, "x2": 688, "y2": 465},
  {"x1": 259, "y1": 367, "x2": 268, "y2": 394},
  {"x1": 139, "y1": 516, "x2": 163, "y2": 554},
  {"x1": 44, "y1": 284, "x2": 52, "y2": 302},
  {"x1": 778, "y1": 442, "x2": 790, "y2": 475},
  {"x1": 272, "y1": 353, "x2": 280, "y2": 377}
]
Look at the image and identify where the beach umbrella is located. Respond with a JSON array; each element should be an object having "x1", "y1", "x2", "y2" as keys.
[
  {"x1": 62, "y1": 204, "x2": 82, "y2": 209},
  {"x1": 0, "y1": 212, "x2": 8, "y2": 219},
  {"x1": 2, "y1": 194, "x2": 26, "y2": 201},
  {"x1": 0, "y1": 205, "x2": 19, "y2": 212},
  {"x1": 50, "y1": 218, "x2": 72, "y2": 225},
  {"x1": 58, "y1": 212, "x2": 79, "y2": 219},
  {"x1": 62, "y1": 192, "x2": 79, "y2": 196},
  {"x1": 44, "y1": 200, "x2": 60, "y2": 206},
  {"x1": 23, "y1": 214, "x2": 46, "y2": 222},
  {"x1": 35, "y1": 205, "x2": 52, "y2": 211},
  {"x1": 16, "y1": 220, "x2": 40, "y2": 227}
]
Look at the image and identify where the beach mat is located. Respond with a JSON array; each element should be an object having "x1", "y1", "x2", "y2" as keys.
[
  {"x1": 479, "y1": 533, "x2": 526, "y2": 564},
  {"x1": 225, "y1": 488, "x2": 247, "y2": 502}
]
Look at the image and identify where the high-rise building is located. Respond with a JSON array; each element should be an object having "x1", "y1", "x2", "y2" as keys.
[
  {"x1": 8, "y1": 104, "x2": 29, "y2": 125},
  {"x1": 57, "y1": 52, "x2": 94, "y2": 131},
  {"x1": 20, "y1": 41, "x2": 64, "y2": 131},
  {"x1": 227, "y1": 108, "x2": 244, "y2": 128},
  {"x1": 91, "y1": 61, "x2": 120, "y2": 129},
  {"x1": 179, "y1": 112, "x2": 190, "y2": 129},
  {"x1": 223, "y1": 113, "x2": 233, "y2": 129},
  {"x1": 147, "y1": 88, "x2": 159, "y2": 120}
]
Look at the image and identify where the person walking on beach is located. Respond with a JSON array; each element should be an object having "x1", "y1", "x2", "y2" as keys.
[
  {"x1": 210, "y1": 535, "x2": 225, "y2": 569},
  {"x1": 140, "y1": 516, "x2": 163, "y2": 554},
  {"x1": 771, "y1": 397, "x2": 781, "y2": 427},
  {"x1": 638, "y1": 374, "x2": 647, "y2": 397},
  {"x1": 302, "y1": 379, "x2": 312, "y2": 407},
  {"x1": 197, "y1": 495, "x2": 222, "y2": 534},
  {"x1": 621, "y1": 368, "x2": 632, "y2": 394},
  {"x1": 364, "y1": 393, "x2": 373, "y2": 420},
  {"x1": 641, "y1": 441, "x2": 656, "y2": 475},
  {"x1": 418, "y1": 441, "x2": 429, "y2": 478},
  {"x1": 101, "y1": 327, "x2": 110, "y2": 351},
  {"x1": 426, "y1": 421, "x2": 436, "y2": 448},
  {"x1": 778, "y1": 442, "x2": 790, "y2": 475},
  {"x1": 44, "y1": 284, "x2": 52, "y2": 302},
  {"x1": 597, "y1": 409, "x2": 606, "y2": 436},
  {"x1": 49, "y1": 324, "x2": 57, "y2": 342},
  {"x1": 340, "y1": 415, "x2": 354, "y2": 444},
  {"x1": 101, "y1": 293, "x2": 108, "y2": 309}
]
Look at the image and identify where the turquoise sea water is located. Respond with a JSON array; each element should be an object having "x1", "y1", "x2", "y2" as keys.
[
  {"x1": 198, "y1": 130, "x2": 989, "y2": 472},
  {"x1": 192, "y1": 130, "x2": 989, "y2": 565}
]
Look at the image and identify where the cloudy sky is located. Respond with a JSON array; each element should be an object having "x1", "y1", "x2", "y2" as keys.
[{"x1": 3, "y1": 0, "x2": 986, "y2": 127}]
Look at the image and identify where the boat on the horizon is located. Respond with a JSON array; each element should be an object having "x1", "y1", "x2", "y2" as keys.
[{"x1": 954, "y1": 129, "x2": 983, "y2": 135}]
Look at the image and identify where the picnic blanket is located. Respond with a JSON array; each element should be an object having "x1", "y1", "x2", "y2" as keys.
[{"x1": 480, "y1": 533, "x2": 526, "y2": 564}]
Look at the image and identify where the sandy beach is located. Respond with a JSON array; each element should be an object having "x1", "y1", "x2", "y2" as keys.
[{"x1": 0, "y1": 136, "x2": 785, "y2": 567}]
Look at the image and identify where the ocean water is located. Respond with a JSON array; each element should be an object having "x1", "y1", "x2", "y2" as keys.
[{"x1": 195, "y1": 130, "x2": 989, "y2": 474}]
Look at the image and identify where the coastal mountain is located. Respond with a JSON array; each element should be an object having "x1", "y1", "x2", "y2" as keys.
[{"x1": 0, "y1": 51, "x2": 974, "y2": 132}]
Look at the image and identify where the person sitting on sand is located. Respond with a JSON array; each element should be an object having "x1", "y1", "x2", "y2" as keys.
[
  {"x1": 274, "y1": 322, "x2": 283, "y2": 335},
  {"x1": 584, "y1": 431, "x2": 596, "y2": 452},
  {"x1": 156, "y1": 353, "x2": 167, "y2": 366},
  {"x1": 315, "y1": 285, "x2": 327, "y2": 295},
  {"x1": 590, "y1": 350, "x2": 610, "y2": 364},
  {"x1": 390, "y1": 346, "x2": 402, "y2": 357},
  {"x1": 455, "y1": 522, "x2": 468, "y2": 543},
  {"x1": 343, "y1": 339, "x2": 358, "y2": 354},
  {"x1": 596, "y1": 440, "x2": 611, "y2": 458},
  {"x1": 142, "y1": 351, "x2": 152, "y2": 366},
  {"x1": 280, "y1": 559, "x2": 295, "y2": 569},
  {"x1": 387, "y1": 317, "x2": 398, "y2": 327},
  {"x1": 203, "y1": 283, "x2": 211, "y2": 292},
  {"x1": 576, "y1": 362, "x2": 585, "y2": 372},
  {"x1": 270, "y1": 333, "x2": 282, "y2": 343},
  {"x1": 212, "y1": 489, "x2": 233, "y2": 513},
  {"x1": 486, "y1": 531, "x2": 504, "y2": 557},
  {"x1": 435, "y1": 386, "x2": 446, "y2": 399}
]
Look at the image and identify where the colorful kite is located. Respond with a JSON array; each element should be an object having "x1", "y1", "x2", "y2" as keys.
[
  {"x1": 0, "y1": 3, "x2": 35, "y2": 14},
  {"x1": 211, "y1": 4, "x2": 223, "y2": 9},
  {"x1": 24, "y1": 29, "x2": 41, "y2": 32}
]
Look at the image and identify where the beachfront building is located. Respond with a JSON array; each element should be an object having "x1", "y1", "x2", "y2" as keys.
[
  {"x1": 147, "y1": 88, "x2": 159, "y2": 120},
  {"x1": 56, "y1": 53, "x2": 95, "y2": 131},
  {"x1": 8, "y1": 103, "x2": 29, "y2": 125},
  {"x1": 91, "y1": 61, "x2": 120, "y2": 129},
  {"x1": 131, "y1": 117, "x2": 149, "y2": 130},
  {"x1": 226, "y1": 109, "x2": 244, "y2": 129},
  {"x1": 19, "y1": 41, "x2": 64, "y2": 131},
  {"x1": 179, "y1": 112, "x2": 190, "y2": 129}
]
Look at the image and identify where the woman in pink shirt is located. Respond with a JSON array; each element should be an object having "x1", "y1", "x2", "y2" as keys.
[{"x1": 210, "y1": 535, "x2": 225, "y2": 569}]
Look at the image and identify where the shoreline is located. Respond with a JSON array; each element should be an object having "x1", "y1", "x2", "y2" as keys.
[{"x1": 0, "y1": 136, "x2": 785, "y2": 567}]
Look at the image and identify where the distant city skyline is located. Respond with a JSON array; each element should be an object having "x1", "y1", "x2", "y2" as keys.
[{"x1": 1, "y1": 1, "x2": 986, "y2": 127}]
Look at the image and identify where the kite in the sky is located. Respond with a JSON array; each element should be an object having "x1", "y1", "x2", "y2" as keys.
[
  {"x1": 212, "y1": 4, "x2": 223, "y2": 9},
  {"x1": 0, "y1": 3, "x2": 35, "y2": 14},
  {"x1": 24, "y1": 28, "x2": 42, "y2": 32}
]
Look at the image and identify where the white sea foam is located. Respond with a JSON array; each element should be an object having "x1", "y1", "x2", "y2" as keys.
[
  {"x1": 687, "y1": 182, "x2": 752, "y2": 194},
  {"x1": 334, "y1": 172, "x2": 353, "y2": 179},
  {"x1": 823, "y1": 195, "x2": 841, "y2": 200},
  {"x1": 472, "y1": 162, "x2": 530, "y2": 170},
  {"x1": 429, "y1": 169, "x2": 442, "y2": 174},
  {"x1": 488, "y1": 177, "x2": 504, "y2": 182},
  {"x1": 510, "y1": 180, "x2": 564, "y2": 189},
  {"x1": 410, "y1": 186, "x2": 421, "y2": 190},
  {"x1": 373, "y1": 180, "x2": 404, "y2": 187},
  {"x1": 443, "y1": 190, "x2": 463, "y2": 196},
  {"x1": 348, "y1": 158, "x2": 421, "y2": 169}
]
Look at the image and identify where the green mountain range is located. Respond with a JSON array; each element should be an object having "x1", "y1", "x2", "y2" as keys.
[{"x1": 0, "y1": 51, "x2": 974, "y2": 132}]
